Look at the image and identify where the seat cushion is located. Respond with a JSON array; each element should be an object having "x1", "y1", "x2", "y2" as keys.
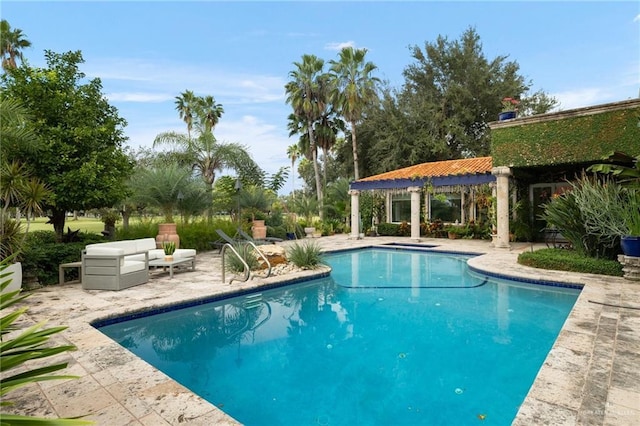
[
  {"x1": 174, "y1": 249, "x2": 196, "y2": 259},
  {"x1": 121, "y1": 260, "x2": 146, "y2": 274}
]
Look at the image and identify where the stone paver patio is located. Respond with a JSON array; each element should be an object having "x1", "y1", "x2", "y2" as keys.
[{"x1": 3, "y1": 235, "x2": 639, "y2": 425}]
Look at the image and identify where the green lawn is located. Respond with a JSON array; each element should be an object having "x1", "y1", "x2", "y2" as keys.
[{"x1": 21, "y1": 217, "x2": 105, "y2": 234}]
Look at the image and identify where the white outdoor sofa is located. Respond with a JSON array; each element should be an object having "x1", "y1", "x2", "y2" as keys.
[{"x1": 82, "y1": 238, "x2": 196, "y2": 291}]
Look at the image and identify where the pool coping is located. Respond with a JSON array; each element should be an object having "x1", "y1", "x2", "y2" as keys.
[{"x1": 4, "y1": 236, "x2": 639, "y2": 425}]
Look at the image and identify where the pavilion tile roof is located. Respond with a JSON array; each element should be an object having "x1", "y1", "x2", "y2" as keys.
[{"x1": 357, "y1": 157, "x2": 493, "y2": 182}]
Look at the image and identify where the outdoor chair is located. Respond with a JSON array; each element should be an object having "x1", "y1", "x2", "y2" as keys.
[
  {"x1": 210, "y1": 229, "x2": 242, "y2": 253},
  {"x1": 237, "y1": 228, "x2": 283, "y2": 245}
]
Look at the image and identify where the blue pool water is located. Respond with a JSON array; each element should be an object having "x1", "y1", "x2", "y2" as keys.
[{"x1": 98, "y1": 248, "x2": 580, "y2": 425}]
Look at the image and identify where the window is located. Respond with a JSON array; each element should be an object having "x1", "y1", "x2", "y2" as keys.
[
  {"x1": 430, "y1": 193, "x2": 461, "y2": 223},
  {"x1": 391, "y1": 193, "x2": 411, "y2": 223}
]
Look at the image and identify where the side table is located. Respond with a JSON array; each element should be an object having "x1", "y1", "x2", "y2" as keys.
[{"x1": 59, "y1": 261, "x2": 82, "y2": 285}]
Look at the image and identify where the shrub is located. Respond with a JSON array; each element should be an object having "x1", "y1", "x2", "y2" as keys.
[
  {"x1": 287, "y1": 240, "x2": 325, "y2": 269},
  {"x1": 377, "y1": 223, "x2": 400, "y2": 236},
  {"x1": 518, "y1": 249, "x2": 623, "y2": 277},
  {"x1": 540, "y1": 175, "x2": 625, "y2": 259},
  {"x1": 22, "y1": 231, "x2": 104, "y2": 286},
  {"x1": 224, "y1": 242, "x2": 260, "y2": 273}
]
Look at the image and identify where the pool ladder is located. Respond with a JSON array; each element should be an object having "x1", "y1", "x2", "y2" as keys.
[{"x1": 221, "y1": 242, "x2": 272, "y2": 284}]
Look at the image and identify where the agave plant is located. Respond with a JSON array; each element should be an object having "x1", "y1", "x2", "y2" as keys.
[{"x1": 0, "y1": 258, "x2": 93, "y2": 425}]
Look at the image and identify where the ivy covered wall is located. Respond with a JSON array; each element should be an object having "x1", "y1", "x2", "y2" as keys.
[{"x1": 491, "y1": 103, "x2": 640, "y2": 168}]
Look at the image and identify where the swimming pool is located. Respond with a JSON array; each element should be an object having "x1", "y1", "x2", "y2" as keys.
[{"x1": 97, "y1": 248, "x2": 580, "y2": 425}]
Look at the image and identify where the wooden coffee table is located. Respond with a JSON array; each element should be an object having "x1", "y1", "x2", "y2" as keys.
[{"x1": 149, "y1": 257, "x2": 195, "y2": 279}]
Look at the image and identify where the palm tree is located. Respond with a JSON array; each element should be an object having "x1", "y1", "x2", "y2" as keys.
[
  {"x1": 153, "y1": 130, "x2": 257, "y2": 190},
  {"x1": 197, "y1": 95, "x2": 224, "y2": 133},
  {"x1": 286, "y1": 144, "x2": 301, "y2": 197},
  {"x1": 285, "y1": 54, "x2": 327, "y2": 218},
  {"x1": 174, "y1": 90, "x2": 197, "y2": 139},
  {"x1": 329, "y1": 47, "x2": 380, "y2": 180},
  {"x1": 0, "y1": 20, "x2": 31, "y2": 70}
]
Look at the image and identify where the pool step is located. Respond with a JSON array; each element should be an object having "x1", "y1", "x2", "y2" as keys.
[{"x1": 243, "y1": 293, "x2": 263, "y2": 309}]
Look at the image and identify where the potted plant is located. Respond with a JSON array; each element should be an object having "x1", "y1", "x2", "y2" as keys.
[
  {"x1": 284, "y1": 214, "x2": 298, "y2": 240},
  {"x1": 0, "y1": 216, "x2": 24, "y2": 295},
  {"x1": 499, "y1": 97, "x2": 519, "y2": 121},
  {"x1": 163, "y1": 241, "x2": 176, "y2": 261},
  {"x1": 445, "y1": 225, "x2": 466, "y2": 239},
  {"x1": 620, "y1": 191, "x2": 640, "y2": 257},
  {"x1": 100, "y1": 208, "x2": 120, "y2": 240}
]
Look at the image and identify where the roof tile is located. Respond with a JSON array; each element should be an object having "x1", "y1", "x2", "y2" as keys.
[{"x1": 358, "y1": 157, "x2": 493, "y2": 182}]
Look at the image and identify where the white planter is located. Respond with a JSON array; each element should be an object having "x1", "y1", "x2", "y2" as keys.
[
  {"x1": 304, "y1": 227, "x2": 315, "y2": 238},
  {"x1": 1, "y1": 262, "x2": 22, "y2": 295}
]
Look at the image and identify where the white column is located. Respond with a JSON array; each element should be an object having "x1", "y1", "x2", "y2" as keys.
[
  {"x1": 385, "y1": 192, "x2": 392, "y2": 224},
  {"x1": 408, "y1": 186, "x2": 421, "y2": 241},
  {"x1": 349, "y1": 189, "x2": 361, "y2": 239},
  {"x1": 492, "y1": 167, "x2": 511, "y2": 249}
]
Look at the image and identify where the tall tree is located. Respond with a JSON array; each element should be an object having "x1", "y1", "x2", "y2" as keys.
[
  {"x1": 285, "y1": 54, "x2": 327, "y2": 218},
  {"x1": 1, "y1": 50, "x2": 133, "y2": 239},
  {"x1": 0, "y1": 20, "x2": 31, "y2": 71},
  {"x1": 153, "y1": 130, "x2": 257, "y2": 190},
  {"x1": 174, "y1": 90, "x2": 197, "y2": 139},
  {"x1": 401, "y1": 27, "x2": 556, "y2": 158},
  {"x1": 286, "y1": 143, "x2": 301, "y2": 197},
  {"x1": 329, "y1": 47, "x2": 380, "y2": 180},
  {"x1": 196, "y1": 94, "x2": 224, "y2": 133}
]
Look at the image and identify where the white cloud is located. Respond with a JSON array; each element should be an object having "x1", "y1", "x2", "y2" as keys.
[
  {"x1": 85, "y1": 57, "x2": 287, "y2": 106},
  {"x1": 106, "y1": 92, "x2": 173, "y2": 103},
  {"x1": 325, "y1": 41, "x2": 356, "y2": 51},
  {"x1": 634, "y1": 14, "x2": 640, "y2": 22},
  {"x1": 551, "y1": 87, "x2": 617, "y2": 110}
]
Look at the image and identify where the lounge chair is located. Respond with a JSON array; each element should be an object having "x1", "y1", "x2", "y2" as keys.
[
  {"x1": 237, "y1": 228, "x2": 283, "y2": 245},
  {"x1": 210, "y1": 229, "x2": 242, "y2": 253}
]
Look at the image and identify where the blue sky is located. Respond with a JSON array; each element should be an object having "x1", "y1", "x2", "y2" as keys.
[{"x1": 3, "y1": 1, "x2": 639, "y2": 182}]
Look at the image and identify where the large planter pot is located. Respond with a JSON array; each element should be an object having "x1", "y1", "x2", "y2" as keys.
[
  {"x1": 621, "y1": 236, "x2": 640, "y2": 257},
  {"x1": 1, "y1": 262, "x2": 22, "y2": 295},
  {"x1": 498, "y1": 111, "x2": 517, "y2": 121},
  {"x1": 252, "y1": 220, "x2": 267, "y2": 240},
  {"x1": 156, "y1": 223, "x2": 180, "y2": 249}
]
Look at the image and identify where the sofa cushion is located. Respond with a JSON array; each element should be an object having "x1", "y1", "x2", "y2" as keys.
[
  {"x1": 85, "y1": 247, "x2": 125, "y2": 257},
  {"x1": 175, "y1": 249, "x2": 196, "y2": 259},
  {"x1": 121, "y1": 260, "x2": 147, "y2": 274},
  {"x1": 86, "y1": 240, "x2": 137, "y2": 255},
  {"x1": 136, "y1": 238, "x2": 157, "y2": 253}
]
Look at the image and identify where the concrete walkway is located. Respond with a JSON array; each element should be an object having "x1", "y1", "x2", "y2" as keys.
[{"x1": 3, "y1": 236, "x2": 639, "y2": 425}]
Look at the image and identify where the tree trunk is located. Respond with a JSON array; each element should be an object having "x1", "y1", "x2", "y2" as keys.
[
  {"x1": 351, "y1": 120, "x2": 359, "y2": 180},
  {"x1": 51, "y1": 209, "x2": 66, "y2": 241},
  {"x1": 121, "y1": 207, "x2": 130, "y2": 229},
  {"x1": 308, "y1": 124, "x2": 324, "y2": 220}
]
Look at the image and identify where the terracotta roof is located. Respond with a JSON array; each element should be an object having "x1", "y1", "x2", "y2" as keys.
[{"x1": 357, "y1": 157, "x2": 493, "y2": 182}]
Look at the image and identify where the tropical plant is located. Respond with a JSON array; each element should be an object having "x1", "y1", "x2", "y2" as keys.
[
  {"x1": 224, "y1": 242, "x2": 260, "y2": 273},
  {"x1": 0, "y1": 216, "x2": 24, "y2": 261},
  {"x1": 174, "y1": 89, "x2": 197, "y2": 139},
  {"x1": 0, "y1": 19, "x2": 32, "y2": 70},
  {"x1": 153, "y1": 129, "x2": 256, "y2": 191},
  {"x1": 286, "y1": 240, "x2": 325, "y2": 269},
  {"x1": 128, "y1": 163, "x2": 192, "y2": 223},
  {"x1": 162, "y1": 241, "x2": 176, "y2": 255},
  {"x1": 285, "y1": 55, "x2": 327, "y2": 215},
  {"x1": 329, "y1": 46, "x2": 380, "y2": 180},
  {"x1": 0, "y1": 259, "x2": 94, "y2": 425},
  {"x1": 587, "y1": 151, "x2": 640, "y2": 189},
  {"x1": 286, "y1": 144, "x2": 301, "y2": 197},
  {"x1": 239, "y1": 185, "x2": 275, "y2": 221}
]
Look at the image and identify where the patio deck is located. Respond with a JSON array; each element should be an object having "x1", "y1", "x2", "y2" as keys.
[{"x1": 3, "y1": 236, "x2": 639, "y2": 425}]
